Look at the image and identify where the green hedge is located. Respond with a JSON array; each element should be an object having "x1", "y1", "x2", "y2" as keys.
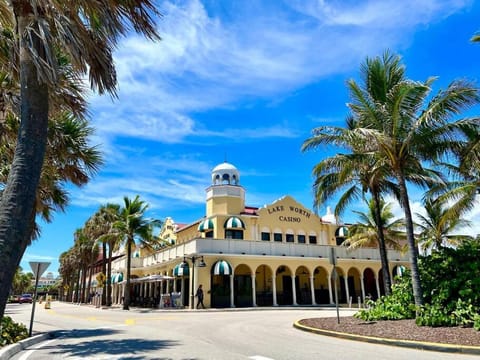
[
  {"x1": 355, "y1": 240, "x2": 480, "y2": 329},
  {"x1": 1, "y1": 316, "x2": 28, "y2": 346}
]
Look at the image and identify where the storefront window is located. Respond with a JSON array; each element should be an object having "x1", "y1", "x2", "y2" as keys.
[
  {"x1": 286, "y1": 234, "x2": 294, "y2": 242},
  {"x1": 261, "y1": 232, "x2": 270, "y2": 241},
  {"x1": 298, "y1": 235, "x2": 306, "y2": 243},
  {"x1": 309, "y1": 235, "x2": 317, "y2": 244},
  {"x1": 274, "y1": 233, "x2": 282, "y2": 242}
]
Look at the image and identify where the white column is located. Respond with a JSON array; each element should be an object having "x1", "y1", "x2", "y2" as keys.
[
  {"x1": 375, "y1": 275, "x2": 381, "y2": 299},
  {"x1": 230, "y1": 275, "x2": 235, "y2": 308},
  {"x1": 173, "y1": 278, "x2": 177, "y2": 292},
  {"x1": 360, "y1": 276, "x2": 366, "y2": 303},
  {"x1": 328, "y1": 272, "x2": 333, "y2": 304},
  {"x1": 309, "y1": 276, "x2": 316, "y2": 305},
  {"x1": 272, "y1": 275, "x2": 278, "y2": 306},
  {"x1": 251, "y1": 274, "x2": 257, "y2": 307},
  {"x1": 291, "y1": 275, "x2": 298, "y2": 306},
  {"x1": 180, "y1": 277, "x2": 185, "y2": 306},
  {"x1": 344, "y1": 274, "x2": 350, "y2": 306}
]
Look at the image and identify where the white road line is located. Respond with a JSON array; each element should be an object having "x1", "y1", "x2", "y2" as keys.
[
  {"x1": 17, "y1": 339, "x2": 57, "y2": 360},
  {"x1": 249, "y1": 356, "x2": 275, "y2": 360}
]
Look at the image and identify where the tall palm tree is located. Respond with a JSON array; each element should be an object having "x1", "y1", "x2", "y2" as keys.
[
  {"x1": 416, "y1": 198, "x2": 473, "y2": 252},
  {"x1": 73, "y1": 227, "x2": 98, "y2": 303},
  {"x1": 302, "y1": 52, "x2": 408, "y2": 295},
  {"x1": 59, "y1": 250, "x2": 76, "y2": 301},
  {"x1": 114, "y1": 196, "x2": 160, "y2": 310},
  {"x1": 346, "y1": 52, "x2": 480, "y2": 307},
  {"x1": 86, "y1": 203, "x2": 121, "y2": 306},
  {"x1": 0, "y1": 1, "x2": 160, "y2": 318},
  {"x1": 300, "y1": 144, "x2": 398, "y2": 294},
  {"x1": 0, "y1": 111, "x2": 103, "y2": 240},
  {"x1": 345, "y1": 198, "x2": 406, "y2": 252}
]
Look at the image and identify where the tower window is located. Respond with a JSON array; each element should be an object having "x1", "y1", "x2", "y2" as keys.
[{"x1": 222, "y1": 173, "x2": 230, "y2": 184}]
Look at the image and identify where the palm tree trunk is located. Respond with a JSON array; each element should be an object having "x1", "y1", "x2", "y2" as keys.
[
  {"x1": 107, "y1": 245, "x2": 113, "y2": 306},
  {"x1": 0, "y1": 8, "x2": 49, "y2": 318},
  {"x1": 372, "y1": 192, "x2": 392, "y2": 296},
  {"x1": 102, "y1": 242, "x2": 107, "y2": 306},
  {"x1": 397, "y1": 175, "x2": 424, "y2": 308},
  {"x1": 123, "y1": 241, "x2": 132, "y2": 310}
]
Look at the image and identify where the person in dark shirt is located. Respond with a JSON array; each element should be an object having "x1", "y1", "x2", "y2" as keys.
[{"x1": 195, "y1": 284, "x2": 205, "y2": 309}]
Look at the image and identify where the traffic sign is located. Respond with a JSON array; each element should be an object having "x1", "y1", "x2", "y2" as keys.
[{"x1": 29, "y1": 261, "x2": 50, "y2": 278}]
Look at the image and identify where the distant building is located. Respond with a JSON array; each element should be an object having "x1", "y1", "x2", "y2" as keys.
[
  {"x1": 33, "y1": 272, "x2": 59, "y2": 289},
  {"x1": 110, "y1": 162, "x2": 409, "y2": 308}
]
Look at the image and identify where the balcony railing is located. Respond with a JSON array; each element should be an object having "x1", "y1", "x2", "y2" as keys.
[{"x1": 110, "y1": 238, "x2": 409, "y2": 270}]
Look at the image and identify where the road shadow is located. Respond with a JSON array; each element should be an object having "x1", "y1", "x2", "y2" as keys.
[{"x1": 43, "y1": 328, "x2": 181, "y2": 358}]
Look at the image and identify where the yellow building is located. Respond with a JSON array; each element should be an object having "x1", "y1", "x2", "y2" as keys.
[{"x1": 111, "y1": 162, "x2": 408, "y2": 309}]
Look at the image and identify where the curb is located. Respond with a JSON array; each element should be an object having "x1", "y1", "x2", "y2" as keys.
[
  {"x1": 293, "y1": 320, "x2": 480, "y2": 355},
  {"x1": 0, "y1": 332, "x2": 54, "y2": 360}
]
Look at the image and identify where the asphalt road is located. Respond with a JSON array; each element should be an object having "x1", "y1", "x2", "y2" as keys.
[{"x1": 4, "y1": 302, "x2": 478, "y2": 360}]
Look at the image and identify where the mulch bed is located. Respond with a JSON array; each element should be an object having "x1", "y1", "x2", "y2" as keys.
[{"x1": 299, "y1": 317, "x2": 480, "y2": 347}]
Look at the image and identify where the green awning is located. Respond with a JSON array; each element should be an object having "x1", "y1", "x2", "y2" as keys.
[
  {"x1": 224, "y1": 216, "x2": 245, "y2": 229},
  {"x1": 198, "y1": 218, "x2": 214, "y2": 232}
]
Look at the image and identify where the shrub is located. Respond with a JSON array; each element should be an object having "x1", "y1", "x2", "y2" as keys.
[
  {"x1": 355, "y1": 273, "x2": 416, "y2": 321},
  {"x1": 1, "y1": 316, "x2": 28, "y2": 346},
  {"x1": 355, "y1": 240, "x2": 480, "y2": 329}
]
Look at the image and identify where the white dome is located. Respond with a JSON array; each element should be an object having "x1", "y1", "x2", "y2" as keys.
[
  {"x1": 212, "y1": 162, "x2": 240, "y2": 185},
  {"x1": 321, "y1": 206, "x2": 337, "y2": 224}
]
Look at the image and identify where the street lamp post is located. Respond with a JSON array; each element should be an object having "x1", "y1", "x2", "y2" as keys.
[{"x1": 182, "y1": 255, "x2": 206, "y2": 309}]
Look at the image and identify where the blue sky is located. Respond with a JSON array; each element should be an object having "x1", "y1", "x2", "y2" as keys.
[{"x1": 21, "y1": 0, "x2": 480, "y2": 276}]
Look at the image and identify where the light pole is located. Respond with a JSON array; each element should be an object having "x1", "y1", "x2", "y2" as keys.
[{"x1": 182, "y1": 255, "x2": 206, "y2": 309}]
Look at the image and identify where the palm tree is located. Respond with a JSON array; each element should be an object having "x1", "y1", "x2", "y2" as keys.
[
  {"x1": 416, "y1": 198, "x2": 473, "y2": 252},
  {"x1": 431, "y1": 122, "x2": 480, "y2": 223},
  {"x1": 346, "y1": 52, "x2": 480, "y2": 307},
  {"x1": 300, "y1": 145, "x2": 398, "y2": 294},
  {"x1": 0, "y1": 111, "x2": 103, "y2": 241},
  {"x1": 86, "y1": 203, "x2": 121, "y2": 306},
  {"x1": 0, "y1": 1, "x2": 160, "y2": 318},
  {"x1": 345, "y1": 198, "x2": 406, "y2": 252},
  {"x1": 302, "y1": 52, "x2": 407, "y2": 295},
  {"x1": 73, "y1": 228, "x2": 98, "y2": 303},
  {"x1": 114, "y1": 196, "x2": 160, "y2": 310}
]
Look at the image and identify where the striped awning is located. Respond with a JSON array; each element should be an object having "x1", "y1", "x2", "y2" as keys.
[
  {"x1": 335, "y1": 226, "x2": 349, "y2": 237},
  {"x1": 198, "y1": 218, "x2": 214, "y2": 232},
  {"x1": 224, "y1": 216, "x2": 245, "y2": 229},
  {"x1": 212, "y1": 260, "x2": 233, "y2": 275},
  {"x1": 111, "y1": 273, "x2": 124, "y2": 284},
  {"x1": 173, "y1": 263, "x2": 189, "y2": 277}
]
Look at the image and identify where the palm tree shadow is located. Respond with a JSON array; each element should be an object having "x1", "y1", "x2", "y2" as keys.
[{"x1": 47, "y1": 328, "x2": 181, "y2": 358}]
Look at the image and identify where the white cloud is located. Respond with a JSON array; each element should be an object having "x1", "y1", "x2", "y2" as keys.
[
  {"x1": 286, "y1": 0, "x2": 472, "y2": 27},
  {"x1": 385, "y1": 194, "x2": 480, "y2": 238},
  {"x1": 89, "y1": 0, "x2": 472, "y2": 145}
]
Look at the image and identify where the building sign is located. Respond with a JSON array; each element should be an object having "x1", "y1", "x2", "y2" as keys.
[{"x1": 266, "y1": 204, "x2": 312, "y2": 223}]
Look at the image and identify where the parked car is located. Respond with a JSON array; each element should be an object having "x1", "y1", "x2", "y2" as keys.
[
  {"x1": 19, "y1": 294, "x2": 33, "y2": 304},
  {"x1": 8, "y1": 295, "x2": 21, "y2": 303}
]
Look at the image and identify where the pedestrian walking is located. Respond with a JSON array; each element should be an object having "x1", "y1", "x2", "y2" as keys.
[{"x1": 195, "y1": 284, "x2": 205, "y2": 309}]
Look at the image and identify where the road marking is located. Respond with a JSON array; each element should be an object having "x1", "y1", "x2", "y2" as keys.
[
  {"x1": 17, "y1": 339, "x2": 57, "y2": 360},
  {"x1": 249, "y1": 356, "x2": 275, "y2": 360},
  {"x1": 125, "y1": 318, "x2": 136, "y2": 325}
]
